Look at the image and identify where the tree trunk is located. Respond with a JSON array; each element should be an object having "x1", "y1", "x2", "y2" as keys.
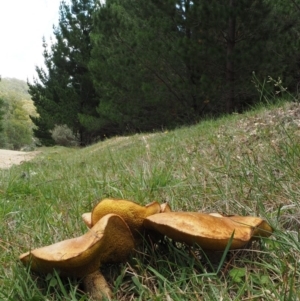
[{"x1": 226, "y1": 0, "x2": 236, "y2": 113}]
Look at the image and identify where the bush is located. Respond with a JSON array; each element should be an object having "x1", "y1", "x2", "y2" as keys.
[{"x1": 50, "y1": 124, "x2": 79, "y2": 147}]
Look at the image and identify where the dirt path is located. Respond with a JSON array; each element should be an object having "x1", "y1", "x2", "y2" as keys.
[{"x1": 0, "y1": 149, "x2": 40, "y2": 169}]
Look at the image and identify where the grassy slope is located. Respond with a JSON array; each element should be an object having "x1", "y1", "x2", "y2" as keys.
[{"x1": 1, "y1": 101, "x2": 300, "y2": 300}]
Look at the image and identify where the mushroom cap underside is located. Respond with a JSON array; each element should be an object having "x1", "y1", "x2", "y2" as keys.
[
  {"x1": 144, "y1": 212, "x2": 273, "y2": 250},
  {"x1": 19, "y1": 213, "x2": 134, "y2": 277}
]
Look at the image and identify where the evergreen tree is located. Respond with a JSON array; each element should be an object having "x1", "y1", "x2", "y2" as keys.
[
  {"x1": 29, "y1": 0, "x2": 98, "y2": 145},
  {"x1": 152, "y1": 0, "x2": 299, "y2": 113},
  {"x1": 29, "y1": 0, "x2": 300, "y2": 143},
  {"x1": 90, "y1": 0, "x2": 299, "y2": 128},
  {"x1": 90, "y1": 0, "x2": 193, "y2": 136}
]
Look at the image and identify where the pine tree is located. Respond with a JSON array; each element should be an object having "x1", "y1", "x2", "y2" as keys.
[
  {"x1": 151, "y1": 0, "x2": 299, "y2": 112},
  {"x1": 30, "y1": 0, "x2": 299, "y2": 144},
  {"x1": 90, "y1": 0, "x2": 296, "y2": 131},
  {"x1": 89, "y1": 0, "x2": 192, "y2": 135},
  {"x1": 29, "y1": 0, "x2": 98, "y2": 145}
]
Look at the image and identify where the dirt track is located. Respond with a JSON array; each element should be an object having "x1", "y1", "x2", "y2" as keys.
[{"x1": 0, "y1": 149, "x2": 39, "y2": 169}]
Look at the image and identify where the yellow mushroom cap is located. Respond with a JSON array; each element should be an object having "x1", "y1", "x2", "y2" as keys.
[
  {"x1": 143, "y1": 212, "x2": 273, "y2": 250},
  {"x1": 91, "y1": 198, "x2": 161, "y2": 235},
  {"x1": 19, "y1": 214, "x2": 134, "y2": 277},
  {"x1": 83, "y1": 201, "x2": 169, "y2": 230}
]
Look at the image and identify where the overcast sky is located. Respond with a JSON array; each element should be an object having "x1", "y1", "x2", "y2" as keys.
[{"x1": 0, "y1": 0, "x2": 64, "y2": 81}]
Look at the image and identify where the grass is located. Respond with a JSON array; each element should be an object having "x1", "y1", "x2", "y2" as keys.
[{"x1": 1, "y1": 99, "x2": 300, "y2": 300}]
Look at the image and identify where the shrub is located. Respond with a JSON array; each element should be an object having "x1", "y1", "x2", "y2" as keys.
[{"x1": 50, "y1": 124, "x2": 79, "y2": 147}]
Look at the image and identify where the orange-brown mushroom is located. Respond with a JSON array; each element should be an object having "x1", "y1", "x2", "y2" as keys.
[
  {"x1": 20, "y1": 214, "x2": 135, "y2": 300},
  {"x1": 82, "y1": 212, "x2": 92, "y2": 228},
  {"x1": 160, "y1": 202, "x2": 172, "y2": 213},
  {"x1": 82, "y1": 200, "x2": 171, "y2": 230},
  {"x1": 83, "y1": 270, "x2": 113, "y2": 300},
  {"x1": 90, "y1": 198, "x2": 161, "y2": 236},
  {"x1": 143, "y1": 212, "x2": 273, "y2": 250}
]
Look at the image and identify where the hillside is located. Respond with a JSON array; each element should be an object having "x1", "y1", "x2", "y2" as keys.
[
  {"x1": 0, "y1": 77, "x2": 36, "y2": 116},
  {"x1": 0, "y1": 101, "x2": 300, "y2": 300},
  {"x1": 0, "y1": 78, "x2": 36, "y2": 149},
  {"x1": 0, "y1": 77, "x2": 29, "y2": 98}
]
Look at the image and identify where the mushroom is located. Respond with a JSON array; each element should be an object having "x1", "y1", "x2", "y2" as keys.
[
  {"x1": 90, "y1": 198, "x2": 161, "y2": 237},
  {"x1": 82, "y1": 212, "x2": 93, "y2": 228},
  {"x1": 82, "y1": 200, "x2": 171, "y2": 230},
  {"x1": 20, "y1": 213, "x2": 135, "y2": 300},
  {"x1": 83, "y1": 270, "x2": 113, "y2": 300},
  {"x1": 159, "y1": 202, "x2": 172, "y2": 213},
  {"x1": 143, "y1": 212, "x2": 273, "y2": 250}
]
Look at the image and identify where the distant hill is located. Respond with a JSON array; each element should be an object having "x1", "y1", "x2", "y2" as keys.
[
  {"x1": 0, "y1": 77, "x2": 36, "y2": 116},
  {"x1": 0, "y1": 77, "x2": 30, "y2": 99}
]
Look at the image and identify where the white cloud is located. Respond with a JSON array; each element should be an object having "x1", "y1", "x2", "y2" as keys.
[{"x1": 0, "y1": 0, "x2": 63, "y2": 81}]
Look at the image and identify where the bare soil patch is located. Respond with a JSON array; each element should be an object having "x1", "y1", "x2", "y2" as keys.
[{"x1": 0, "y1": 149, "x2": 39, "y2": 169}]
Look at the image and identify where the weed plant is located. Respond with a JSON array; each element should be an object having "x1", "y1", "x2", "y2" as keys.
[{"x1": 1, "y1": 100, "x2": 300, "y2": 300}]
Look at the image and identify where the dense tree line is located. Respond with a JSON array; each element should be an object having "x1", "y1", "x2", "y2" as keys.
[{"x1": 29, "y1": 0, "x2": 300, "y2": 146}]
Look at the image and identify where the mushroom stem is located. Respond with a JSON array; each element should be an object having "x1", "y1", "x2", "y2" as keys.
[{"x1": 83, "y1": 270, "x2": 112, "y2": 301}]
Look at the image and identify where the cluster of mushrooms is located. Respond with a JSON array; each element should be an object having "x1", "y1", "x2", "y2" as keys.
[{"x1": 20, "y1": 198, "x2": 273, "y2": 300}]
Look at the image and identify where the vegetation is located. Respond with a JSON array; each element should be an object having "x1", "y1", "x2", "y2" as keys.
[
  {"x1": 0, "y1": 77, "x2": 30, "y2": 98},
  {"x1": 0, "y1": 78, "x2": 36, "y2": 150},
  {"x1": 29, "y1": 0, "x2": 300, "y2": 146},
  {"x1": 0, "y1": 98, "x2": 4, "y2": 134},
  {"x1": 50, "y1": 124, "x2": 79, "y2": 147},
  {"x1": 0, "y1": 100, "x2": 300, "y2": 300},
  {"x1": 28, "y1": 0, "x2": 98, "y2": 146},
  {"x1": 1, "y1": 1, "x2": 299, "y2": 299}
]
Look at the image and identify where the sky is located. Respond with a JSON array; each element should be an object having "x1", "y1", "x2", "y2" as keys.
[{"x1": 0, "y1": 0, "x2": 64, "y2": 82}]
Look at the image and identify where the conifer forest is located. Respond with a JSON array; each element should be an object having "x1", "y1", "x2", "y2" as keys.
[{"x1": 28, "y1": 0, "x2": 300, "y2": 145}]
